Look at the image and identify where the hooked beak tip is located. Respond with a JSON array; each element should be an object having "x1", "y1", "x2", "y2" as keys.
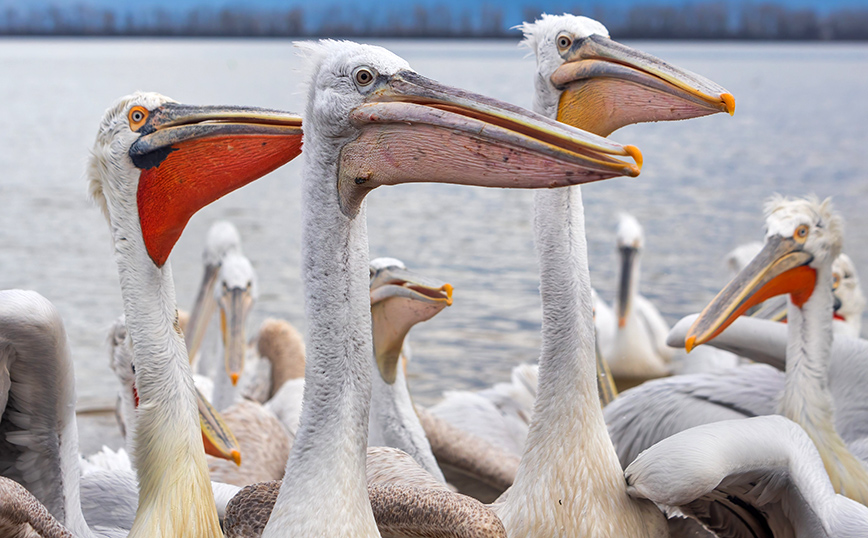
[
  {"x1": 722, "y1": 93, "x2": 736, "y2": 116},
  {"x1": 618, "y1": 317, "x2": 627, "y2": 328},
  {"x1": 443, "y1": 283, "x2": 454, "y2": 306},
  {"x1": 231, "y1": 449, "x2": 242, "y2": 467},
  {"x1": 685, "y1": 335, "x2": 697, "y2": 354},
  {"x1": 626, "y1": 145, "x2": 643, "y2": 171},
  {"x1": 230, "y1": 372, "x2": 240, "y2": 386}
]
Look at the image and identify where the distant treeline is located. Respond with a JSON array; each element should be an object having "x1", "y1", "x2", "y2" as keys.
[{"x1": 1, "y1": 2, "x2": 867, "y2": 40}]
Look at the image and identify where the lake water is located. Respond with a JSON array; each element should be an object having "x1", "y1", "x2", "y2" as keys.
[{"x1": 1, "y1": 38, "x2": 867, "y2": 453}]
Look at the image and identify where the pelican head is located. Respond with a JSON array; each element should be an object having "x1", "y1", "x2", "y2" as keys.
[
  {"x1": 832, "y1": 253, "x2": 865, "y2": 335},
  {"x1": 216, "y1": 251, "x2": 258, "y2": 386},
  {"x1": 518, "y1": 13, "x2": 734, "y2": 136},
  {"x1": 297, "y1": 40, "x2": 644, "y2": 216},
  {"x1": 185, "y1": 221, "x2": 244, "y2": 361},
  {"x1": 615, "y1": 213, "x2": 645, "y2": 327},
  {"x1": 88, "y1": 92, "x2": 303, "y2": 267},
  {"x1": 686, "y1": 196, "x2": 843, "y2": 351},
  {"x1": 369, "y1": 257, "x2": 452, "y2": 384}
]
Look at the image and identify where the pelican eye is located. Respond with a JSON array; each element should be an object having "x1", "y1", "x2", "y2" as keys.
[
  {"x1": 128, "y1": 106, "x2": 149, "y2": 130},
  {"x1": 354, "y1": 67, "x2": 376, "y2": 87},
  {"x1": 833, "y1": 273, "x2": 841, "y2": 290},
  {"x1": 794, "y1": 224, "x2": 809, "y2": 243},
  {"x1": 556, "y1": 33, "x2": 573, "y2": 52}
]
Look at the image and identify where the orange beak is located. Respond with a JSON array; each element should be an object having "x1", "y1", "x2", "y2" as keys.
[
  {"x1": 130, "y1": 104, "x2": 303, "y2": 267},
  {"x1": 685, "y1": 235, "x2": 816, "y2": 352},
  {"x1": 551, "y1": 34, "x2": 734, "y2": 137}
]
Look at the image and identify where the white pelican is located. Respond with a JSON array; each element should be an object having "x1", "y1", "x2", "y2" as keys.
[
  {"x1": 830, "y1": 253, "x2": 863, "y2": 337},
  {"x1": 608, "y1": 196, "x2": 868, "y2": 527},
  {"x1": 485, "y1": 14, "x2": 733, "y2": 537},
  {"x1": 625, "y1": 415, "x2": 868, "y2": 537},
  {"x1": 85, "y1": 92, "x2": 302, "y2": 537},
  {"x1": 605, "y1": 212, "x2": 675, "y2": 390},
  {"x1": 0, "y1": 93, "x2": 303, "y2": 537},
  {"x1": 186, "y1": 220, "x2": 243, "y2": 365},
  {"x1": 241, "y1": 39, "x2": 642, "y2": 538},
  {"x1": 367, "y1": 257, "x2": 453, "y2": 482}
]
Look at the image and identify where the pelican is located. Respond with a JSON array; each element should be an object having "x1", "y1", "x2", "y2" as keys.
[
  {"x1": 186, "y1": 220, "x2": 243, "y2": 365},
  {"x1": 625, "y1": 415, "x2": 868, "y2": 537},
  {"x1": 367, "y1": 257, "x2": 453, "y2": 482},
  {"x1": 484, "y1": 14, "x2": 732, "y2": 537},
  {"x1": 1, "y1": 92, "x2": 304, "y2": 538},
  {"x1": 607, "y1": 196, "x2": 868, "y2": 533},
  {"x1": 242, "y1": 39, "x2": 642, "y2": 538},
  {"x1": 831, "y1": 253, "x2": 865, "y2": 337},
  {"x1": 605, "y1": 212, "x2": 675, "y2": 390}
]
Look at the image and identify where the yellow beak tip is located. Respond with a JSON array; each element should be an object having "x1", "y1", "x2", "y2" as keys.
[
  {"x1": 230, "y1": 372, "x2": 240, "y2": 386},
  {"x1": 625, "y1": 145, "x2": 643, "y2": 171},
  {"x1": 721, "y1": 93, "x2": 736, "y2": 116},
  {"x1": 231, "y1": 449, "x2": 242, "y2": 467},
  {"x1": 685, "y1": 335, "x2": 697, "y2": 354},
  {"x1": 443, "y1": 283, "x2": 454, "y2": 305}
]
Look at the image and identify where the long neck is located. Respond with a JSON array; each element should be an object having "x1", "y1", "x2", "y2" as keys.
[
  {"x1": 496, "y1": 187, "x2": 653, "y2": 535},
  {"x1": 368, "y1": 351, "x2": 445, "y2": 483},
  {"x1": 616, "y1": 250, "x2": 639, "y2": 323},
  {"x1": 110, "y1": 216, "x2": 223, "y2": 538},
  {"x1": 262, "y1": 136, "x2": 380, "y2": 537},
  {"x1": 779, "y1": 264, "x2": 868, "y2": 505}
]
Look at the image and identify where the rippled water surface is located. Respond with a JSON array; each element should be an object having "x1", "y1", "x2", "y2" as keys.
[{"x1": 1, "y1": 38, "x2": 867, "y2": 452}]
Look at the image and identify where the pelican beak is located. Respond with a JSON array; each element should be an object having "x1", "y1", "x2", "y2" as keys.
[
  {"x1": 196, "y1": 386, "x2": 242, "y2": 466},
  {"x1": 185, "y1": 262, "x2": 221, "y2": 362},
  {"x1": 130, "y1": 104, "x2": 303, "y2": 267},
  {"x1": 218, "y1": 284, "x2": 255, "y2": 386},
  {"x1": 370, "y1": 265, "x2": 452, "y2": 384},
  {"x1": 616, "y1": 245, "x2": 638, "y2": 328},
  {"x1": 551, "y1": 34, "x2": 734, "y2": 137},
  {"x1": 685, "y1": 235, "x2": 816, "y2": 352},
  {"x1": 338, "y1": 70, "x2": 643, "y2": 215}
]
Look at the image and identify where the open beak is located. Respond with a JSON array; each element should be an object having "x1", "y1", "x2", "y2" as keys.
[
  {"x1": 616, "y1": 246, "x2": 638, "y2": 328},
  {"x1": 218, "y1": 285, "x2": 255, "y2": 386},
  {"x1": 685, "y1": 235, "x2": 816, "y2": 352},
  {"x1": 184, "y1": 262, "x2": 221, "y2": 362},
  {"x1": 196, "y1": 386, "x2": 242, "y2": 466},
  {"x1": 338, "y1": 70, "x2": 643, "y2": 215},
  {"x1": 130, "y1": 104, "x2": 303, "y2": 267},
  {"x1": 551, "y1": 34, "x2": 734, "y2": 137},
  {"x1": 370, "y1": 265, "x2": 452, "y2": 384}
]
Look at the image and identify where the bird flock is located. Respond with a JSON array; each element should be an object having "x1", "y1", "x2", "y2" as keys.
[{"x1": 1, "y1": 12, "x2": 867, "y2": 538}]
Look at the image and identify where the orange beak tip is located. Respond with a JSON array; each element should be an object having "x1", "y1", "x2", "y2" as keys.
[
  {"x1": 618, "y1": 317, "x2": 626, "y2": 328},
  {"x1": 685, "y1": 335, "x2": 697, "y2": 354},
  {"x1": 443, "y1": 283, "x2": 454, "y2": 306},
  {"x1": 625, "y1": 145, "x2": 643, "y2": 171},
  {"x1": 230, "y1": 372, "x2": 240, "y2": 386},
  {"x1": 231, "y1": 449, "x2": 242, "y2": 467},
  {"x1": 721, "y1": 93, "x2": 736, "y2": 116}
]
